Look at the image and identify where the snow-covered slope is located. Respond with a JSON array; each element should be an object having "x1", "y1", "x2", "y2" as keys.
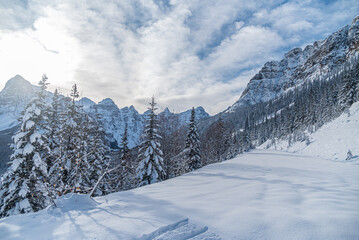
[
  {"x1": 227, "y1": 15, "x2": 359, "y2": 113},
  {"x1": 1, "y1": 150, "x2": 358, "y2": 240},
  {"x1": 261, "y1": 102, "x2": 359, "y2": 161}
]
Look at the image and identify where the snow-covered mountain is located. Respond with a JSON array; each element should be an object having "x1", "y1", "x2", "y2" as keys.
[
  {"x1": 0, "y1": 75, "x2": 37, "y2": 131},
  {"x1": 82, "y1": 99, "x2": 210, "y2": 148},
  {"x1": 227, "y1": 15, "x2": 359, "y2": 113},
  {"x1": 83, "y1": 98, "x2": 145, "y2": 148}
]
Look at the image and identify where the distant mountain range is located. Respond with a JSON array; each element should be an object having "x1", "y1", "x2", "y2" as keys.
[{"x1": 0, "y1": 75, "x2": 210, "y2": 149}]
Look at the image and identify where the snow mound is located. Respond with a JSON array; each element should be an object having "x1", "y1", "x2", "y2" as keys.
[
  {"x1": 136, "y1": 218, "x2": 220, "y2": 240},
  {"x1": 53, "y1": 194, "x2": 98, "y2": 212}
]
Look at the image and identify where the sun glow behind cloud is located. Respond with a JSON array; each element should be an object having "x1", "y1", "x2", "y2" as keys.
[{"x1": 0, "y1": 0, "x2": 358, "y2": 114}]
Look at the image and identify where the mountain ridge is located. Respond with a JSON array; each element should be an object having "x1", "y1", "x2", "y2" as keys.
[{"x1": 226, "y1": 15, "x2": 359, "y2": 113}]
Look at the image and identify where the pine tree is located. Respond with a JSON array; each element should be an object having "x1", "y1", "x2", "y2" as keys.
[
  {"x1": 47, "y1": 89, "x2": 63, "y2": 170},
  {"x1": 0, "y1": 75, "x2": 51, "y2": 217},
  {"x1": 241, "y1": 117, "x2": 252, "y2": 152},
  {"x1": 120, "y1": 123, "x2": 131, "y2": 162},
  {"x1": 226, "y1": 132, "x2": 239, "y2": 159},
  {"x1": 184, "y1": 107, "x2": 201, "y2": 171},
  {"x1": 116, "y1": 123, "x2": 133, "y2": 190},
  {"x1": 136, "y1": 97, "x2": 166, "y2": 186},
  {"x1": 50, "y1": 84, "x2": 87, "y2": 195},
  {"x1": 86, "y1": 116, "x2": 111, "y2": 196},
  {"x1": 339, "y1": 68, "x2": 357, "y2": 110}
]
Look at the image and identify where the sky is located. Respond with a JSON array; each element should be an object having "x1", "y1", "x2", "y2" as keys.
[{"x1": 0, "y1": 0, "x2": 358, "y2": 114}]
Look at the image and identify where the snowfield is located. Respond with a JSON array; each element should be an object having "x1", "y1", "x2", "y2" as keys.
[{"x1": 1, "y1": 150, "x2": 358, "y2": 240}]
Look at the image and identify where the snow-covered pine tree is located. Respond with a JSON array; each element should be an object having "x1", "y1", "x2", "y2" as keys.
[
  {"x1": 0, "y1": 75, "x2": 51, "y2": 218},
  {"x1": 184, "y1": 107, "x2": 201, "y2": 171},
  {"x1": 116, "y1": 123, "x2": 134, "y2": 190},
  {"x1": 50, "y1": 84, "x2": 88, "y2": 195},
  {"x1": 120, "y1": 124, "x2": 131, "y2": 161},
  {"x1": 240, "y1": 117, "x2": 252, "y2": 152},
  {"x1": 47, "y1": 89, "x2": 64, "y2": 169},
  {"x1": 85, "y1": 116, "x2": 111, "y2": 196},
  {"x1": 226, "y1": 132, "x2": 239, "y2": 159},
  {"x1": 339, "y1": 67, "x2": 357, "y2": 110},
  {"x1": 136, "y1": 97, "x2": 166, "y2": 186}
]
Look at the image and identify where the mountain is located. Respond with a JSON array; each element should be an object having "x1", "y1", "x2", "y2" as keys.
[
  {"x1": 85, "y1": 98, "x2": 145, "y2": 148},
  {"x1": 227, "y1": 15, "x2": 359, "y2": 113},
  {"x1": 194, "y1": 15, "x2": 359, "y2": 165},
  {"x1": 0, "y1": 75, "x2": 37, "y2": 131},
  {"x1": 82, "y1": 99, "x2": 210, "y2": 148}
]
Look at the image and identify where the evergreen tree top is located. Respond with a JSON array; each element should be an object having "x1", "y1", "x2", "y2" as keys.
[
  {"x1": 70, "y1": 84, "x2": 79, "y2": 103},
  {"x1": 38, "y1": 74, "x2": 49, "y2": 91},
  {"x1": 149, "y1": 96, "x2": 158, "y2": 112}
]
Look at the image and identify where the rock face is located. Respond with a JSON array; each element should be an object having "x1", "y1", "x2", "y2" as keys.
[
  {"x1": 85, "y1": 99, "x2": 145, "y2": 148},
  {"x1": 159, "y1": 106, "x2": 210, "y2": 124},
  {"x1": 84, "y1": 100, "x2": 210, "y2": 149},
  {"x1": 228, "y1": 15, "x2": 359, "y2": 112}
]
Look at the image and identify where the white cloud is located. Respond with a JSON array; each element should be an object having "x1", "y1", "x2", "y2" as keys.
[{"x1": 0, "y1": 0, "x2": 358, "y2": 114}]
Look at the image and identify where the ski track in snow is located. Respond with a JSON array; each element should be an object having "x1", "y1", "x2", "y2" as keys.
[
  {"x1": 0, "y1": 150, "x2": 358, "y2": 239},
  {"x1": 136, "y1": 218, "x2": 220, "y2": 240}
]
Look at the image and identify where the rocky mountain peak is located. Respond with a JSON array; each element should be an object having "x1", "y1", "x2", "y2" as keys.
[
  {"x1": 0, "y1": 75, "x2": 35, "y2": 97},
  {"x1": 159, "y1": 107, "x2": 172, "y2": 117},
  {"x1": 348, "y1": 15, "x2": 359, "y2": 53},
  {"x1": 98, "y1": 98, "x2": 116, "y2": 106},
  {"x1": 227, "y1": 15, "x2": 359, "y2": 113}
]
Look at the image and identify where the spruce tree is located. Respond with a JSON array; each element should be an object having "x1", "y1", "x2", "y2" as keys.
[
  {"x1": 116, "y1": 123, "x2": 133, "y2": 190},
  {"x1": 339, "y1": 69, "x2": 357, "y2": 110},
  {"x1": 241, "y1": 117, "x2": 252, "y2": 152},
  {"x1": 184, "y1": 107, "x2": 201, "y2": 171},
  {"x1": 136, "y1": 97, "x2": 165, "y2": 186},
  {"x1": 0, "y1": 75, "x2": 51, "y2": 218},
  {"x1": 226, "y1": 132, "x2": 239, "y2": 159},
  {"x1": 47, "y1": 89, "x2": 64, "y2": 170},
  {"x1": 50, "y1": 84, "x2": 86, "y2": 195},
  {"x1": 86, "y1": 116, "x2": 111, "y2": 196},
  {"x1": 120, "y1": 123, "x2": 131, "y2": 161}
]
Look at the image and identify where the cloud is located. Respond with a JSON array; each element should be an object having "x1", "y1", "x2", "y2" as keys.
[{"x1": 0, "y1": 0, "x2": 358, "y2": 114}]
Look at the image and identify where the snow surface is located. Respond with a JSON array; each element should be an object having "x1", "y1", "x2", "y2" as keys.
[
  {"x1": 0, "y1": 150, "x2": 358, "y2": 240},
  {"x1": 0, "y1": 113, "x2": 19, "y2": 131},
  {"x1": 261, "y1": 102, "x2": 359, "y2": 161}
]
